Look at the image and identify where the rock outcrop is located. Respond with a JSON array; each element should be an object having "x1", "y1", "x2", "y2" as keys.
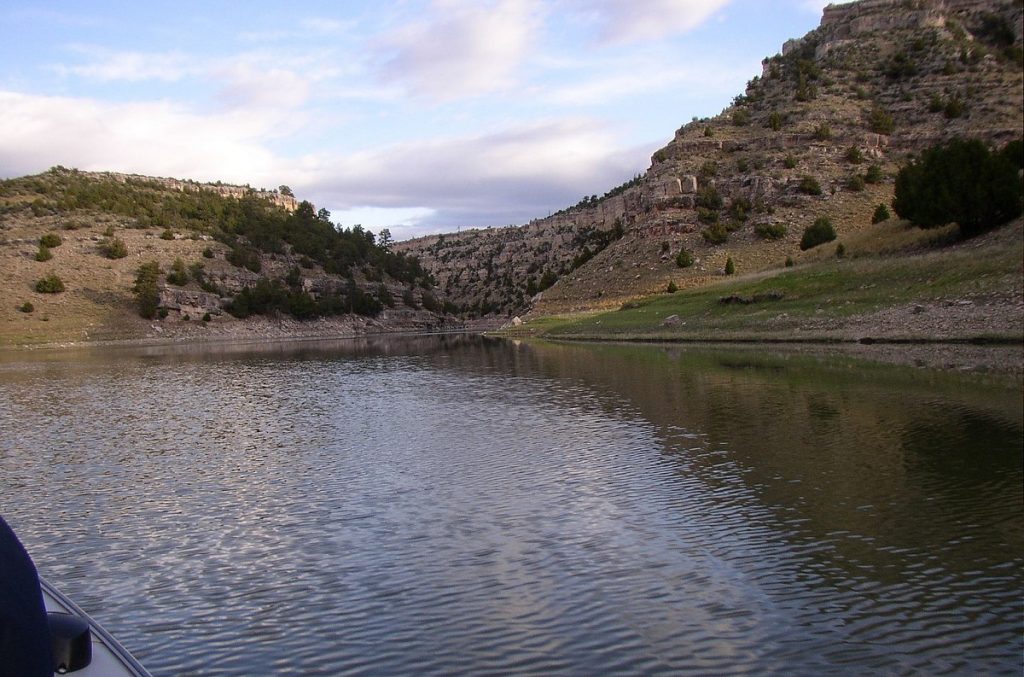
[{"x1": 397, "y1": 0, "x2": 1023, "y2": 318}]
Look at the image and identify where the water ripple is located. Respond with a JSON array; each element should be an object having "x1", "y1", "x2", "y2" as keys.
[{"x1": 0, "y1": 338, "x2": 1021, "y2": 675}]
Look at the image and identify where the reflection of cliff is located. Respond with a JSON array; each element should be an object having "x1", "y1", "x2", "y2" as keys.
[{"x1": 513, "y1": 341, "x2": 1024, "y2": 580}]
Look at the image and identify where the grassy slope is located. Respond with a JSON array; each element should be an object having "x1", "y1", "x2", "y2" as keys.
[{"x1": 509, "y1": 218, "x2": 1023, "y2": 343}]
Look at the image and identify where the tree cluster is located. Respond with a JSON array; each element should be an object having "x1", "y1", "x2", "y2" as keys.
[{"x1": 894, "y1": 138, "x2": 1022, "y2": 238}]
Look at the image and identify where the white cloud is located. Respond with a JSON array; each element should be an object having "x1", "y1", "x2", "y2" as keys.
[
  {"x1": 302, "y1": 118, "x2": 651, "y2": 230},
  {"x1": 574, "y1": 0, "x2": 733, "y2": 44},
  {"x1": 0, "y1": 90, "x2": 285, "y2": 186},
  {"x1": 377, "y1": 0, "x2": 542, "y2": 100},
  {"x1": 54, "y1": 47, "x2": 192, "y2": 82},
  {"x1": 801, "y1": 0, "x2": 856, "y2": 14}
]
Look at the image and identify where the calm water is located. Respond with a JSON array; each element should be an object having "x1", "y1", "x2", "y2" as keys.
[{"x1": 0, "y1": 336, "x2": 1021, "y2": 675}]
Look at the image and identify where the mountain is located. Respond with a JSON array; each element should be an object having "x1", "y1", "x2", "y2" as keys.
[
  {"x1": 395, "y1": 0, "x2": 1023, "y2": 318},
  {"x1": 0, "y1": 169, "x2": 457, "y2": 345}
]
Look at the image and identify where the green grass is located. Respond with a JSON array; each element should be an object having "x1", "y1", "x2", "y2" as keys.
[{"x1": 535, "y1": 231, "x2": 1022, "y2": 340}]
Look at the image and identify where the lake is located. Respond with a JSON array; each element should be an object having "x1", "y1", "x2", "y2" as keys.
[{"x1": 1, "y1": 336, "x2": 1021, "y2": 675}]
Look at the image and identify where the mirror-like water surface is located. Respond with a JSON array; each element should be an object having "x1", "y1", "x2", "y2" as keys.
[{"x1": 1, "y1": 336, "x2": 1021, "y2": 675}]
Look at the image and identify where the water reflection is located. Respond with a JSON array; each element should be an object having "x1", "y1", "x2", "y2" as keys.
[{"x1": 0, "y1": 337, "x2": 1020, "y2": 675}]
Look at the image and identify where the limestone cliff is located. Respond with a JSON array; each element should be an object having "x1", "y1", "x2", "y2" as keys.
[{"x1": 396, "y1": 0, "x2": 1024, "y2": 317}]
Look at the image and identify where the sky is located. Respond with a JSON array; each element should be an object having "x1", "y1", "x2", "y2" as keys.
[{"x1": 0, "y1": 0, "x2": 849, "y2": 240}]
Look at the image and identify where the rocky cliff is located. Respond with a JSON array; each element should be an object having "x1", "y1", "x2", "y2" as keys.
[{"x1": 396, "y1": 0, "x2": 1023, "y2": 317}]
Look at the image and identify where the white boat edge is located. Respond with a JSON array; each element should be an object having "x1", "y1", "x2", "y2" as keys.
[{"x1": 40, "y1": 577, "x2": 152, "y2": 677}]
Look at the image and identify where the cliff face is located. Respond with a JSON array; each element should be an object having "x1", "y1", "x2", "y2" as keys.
[
  {"x1": 80, "y1": 171, "x2": 301, "y2": 212},
  {"x1": 396, "y1": 0, "x2": 1024, "y2": 317}
]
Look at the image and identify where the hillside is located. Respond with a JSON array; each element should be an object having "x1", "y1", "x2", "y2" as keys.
[
  {"x1": 0, "y1": 170, "x2": 456, "y2": 346},
  {"x1": 395, "y1": 0, "x2": 1023, "y2": 319}
]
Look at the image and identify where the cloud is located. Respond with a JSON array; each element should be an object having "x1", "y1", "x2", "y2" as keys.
[
  {"x1": 302, "y1": 118, "x2": 652, "y2": 232},
  {"x1": 0, "y1": 90, "x2": 284, "y2": 185},
  {"x1": 573, "y1": 0, "x2": 733, "y2": 44},
  {"x1": 377, "y1": 0, "x2": 542, "y2": 100},
  {"x1": 54, "y1": 47, "x2": 192, "y2": 82},
  {"x1": 0, "y1": 88, "x2": 651, "y2": 237},
  {"x1": 801, "y1": 0, "x2": 856, "y2": 14}
]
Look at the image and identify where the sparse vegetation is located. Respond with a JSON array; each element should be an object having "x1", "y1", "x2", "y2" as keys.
[
  {"x1": 676, "y1": 249, "x2": 694, "y2": 268},
  {"x1": 166, "y1": 258, "x2": 189, "y2": 286},
  {"x1": 100, "y1": 237, "x2": 128, "y2": 259},
  {"x1": 800, "y1": 217, "x2": 837, "y2": 250},
  {"x1": 755, "y1": 223, "x2": 787, "y2": 240},
  {"x1": 35, "y1": 274, "x2": 65, "y2": 294},
  {"x1": 798, "y1": 175, "x2": 823, "y2": 196},
  {"x1": 702, "y1": 223, "x2": 729, "y2": 245},
  {"x1": 867, "y1": 107, "x2": 895, "y2": 135},
  {"x1": 872, "y1": 204, "x2": 891, "y2": 224},
  {"x1": 133, "y1": 261, "x2": 161, "y2": 319}
]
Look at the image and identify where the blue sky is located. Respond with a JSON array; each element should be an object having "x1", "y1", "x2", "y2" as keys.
[{"x1": 0, "y1": 0, "x2": 846, "y2": 239}]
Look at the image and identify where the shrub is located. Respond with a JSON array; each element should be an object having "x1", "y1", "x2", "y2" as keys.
[
  {"x1": 378, "y1": 284, "x2": 395, "y2": 308},
  {"x1": 202, "y1": 247, "x2": 214, "y2": 258},
  {"x1": 420, "y1": 290, "x2": 442, "y2": 313},
  {"x1": 872, "y1": 204, "x2": 891, "y2": 224},
  {"x1": 845, "y1": 146, "x2": 864, "y2": 164},
  {"x1": 697, "y1": 207, "x2": 719, "y2": 225},
  {"x1": 768, "y1": 111, "x2": 782, "y2": 131},
  {"x1": 836, "y1": 243, "x2": 846, "y2": 258},
  {"x1": 812, "y1": 123, "x2": 832, "y2": 141},
  {"x1": 35, "y1": 245, "x2": 53, "y2": 262},
  {"x1": 724, "y1": 257, "x2": 735, "y2": 275},
  {"x1": 703, "y1": 126, "x2": 714, "y2": 137},
  {"x1": 702, "y1": 223, "x2": 729, "y2": 245},
  {"x1": 696, "y1": 185, "x2": 723, "y2": 210},
  {"x1": 19, "y1": 301, "x2": 34, "y2": 313},
  {"x1": 732, "y1": 109, "x2": 751, "y2": 126},
  {"x1": 103, "y1": 225, "x2": 115, "y2": 237},
  {"x1": 39, "y1": 233, "x2": 62, "y2": 248},
  {"x1": 798, "y1": 175, "x2": 823, "y2": 195},
  {"x1": 784, "y1": 154, "x2": 798, "y2": 169},
  {"x1": 736, "y1": 158, "x2": 750, "y2": 173},
  {"x1": 699, "y1": 160, "x2": 718, "y2": 177},
  {"x1": 227, "y1": 245, "x2": 261, "y2": 272},
  {"x1": 402, "y1": 287, "x2": 418, "y2": 309},
  {"x1": 755, "y1": 223, "x2": 787, "y2": 240},
  {"x1": 785, "y1": 256, "x2": 794, "y2": 267},
  {"x1": 202, "y1": 312, "x2": 212, "y2": 322},
  {"x1": 167, "y1": 257, "x2": 189, "y2": 286},
  {"x1": 847, "y1": 175, "x2": 866, "y2": 192},
  {"x1": 675, "y1": 249, "x2": 694, "y2": 268},
  {"x1": 864, "y1": 164, "x2": 884, "y2": 184},
  {"x1": 666, "y1": 281, "x2": 678, "y2": 294},
  {"x1": 133, "y1": 261, "x2": 162, "y2": 319},
  {"x1": 893, "y1": 137, "x2": 1022, "y2": 238},
  {"x1": 160, "y1": 229, "x2": 175, "y2": 240},
  {"x1": 800, "y1": 217, "x2": 837, "y2": 250},
  {"x1": 944, "y1": 95, "x2": 965, "y2": 119},
  {"x1": 100, "y1": 237, "x2": 128, "y2": 259},
  {"x1": 35, "y1": 274, "x2": 65, "y2": 293},
  {"x1": 729, "y1": 197, "x2": 752, "y2": 222},
  {"x1": 867, "y1": 107, "x2": 895, "y2": 134}
]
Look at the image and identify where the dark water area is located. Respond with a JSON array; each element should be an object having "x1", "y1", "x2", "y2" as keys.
[{"x1": 0, "y1": 336, "x2": 1021, "y2": 675}]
